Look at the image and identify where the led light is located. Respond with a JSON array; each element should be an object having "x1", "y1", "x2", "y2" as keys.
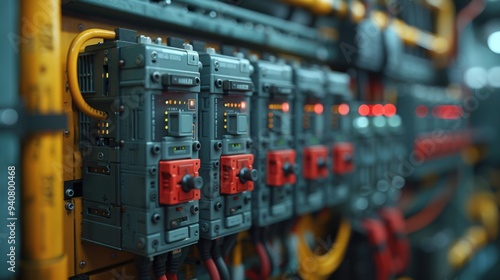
[
  {"x1": 487, "y1": 31, "x2": 500, "y2": 54},
  {"x1": 384, "y1": 104, "x2": 396, "y2": 117},
  {"x1": 338, "y1": 103, "x2": 350, "y2": 115},
  {"x1": 372, "y1": 104, "x2": 384, "y2": 116},
  {"x1": 314, "y1": 103, "x2": 324, "y2": 114},
  {"x1": 358, "y1": 104, "x2": 370, "y2": 116},
  {"x1": 282, "y1": 102, "x2": 290, "y2": 113},
  {"x1": 241, "y1": 101, "x2": 246, "y2": 109}
]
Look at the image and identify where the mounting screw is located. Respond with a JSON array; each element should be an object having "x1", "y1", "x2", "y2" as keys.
[
  {"x1": 152, "y1": 145, "x2": 161, "y2": 154},
  {"x1": 65, "y1": 202, "x2": 75, "y2": 211},
  {"x1": 193, "y1": 142, "x2": 201, "y2": 151},
  {"x1": 214, "y1": 141, "x2": 222, "y2": 150},
  {"x1": 215, "y1": 79, "x2": 223, "y2": 88},
  {"x1": 65, "y1": 189, "x2": 75, "y2": 198},
  {"x1": 151, "y1": 71, "x2": 161, "y2": 82},
  {"x1": 118, "y1": 59, "x2": 125, "y2": 67},
  {"x1": 79, "y1": 260, "x2": 86, "y2": 269},
  {"x1": 63, "y1": 130, "x2": 70, "y2": 137},
  {"x1": 98, "y1": 152, "x2": 104, "y2": 160},
  {"x1": 191, "y1": 205, "x2": 199, "y2": 214},
  {"x1": 214, "y1": 202, "x2": 222, "y2": 211},
  {"x1": 151, "y1": 213, "x2": 161, "y2": 224},
  {"x1": 213, "y1": 161, "x2": 220, "y2": 168}
]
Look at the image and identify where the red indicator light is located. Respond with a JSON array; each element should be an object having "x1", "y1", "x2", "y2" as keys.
[
  {"x1": 314, "y1": 103, "x2": 324, "y2": 114},
  {"x1": 176, "y1": 207, "x2": 183, "y2": 212},
  {"x1": 416, "y1": 105, "x2": 428, "y2": 118},
  {"x1": 338, "y1": 103, "x2": 350, "y2": 115},
  {"x1": 384, "y1": 104, "x2": 396, "y2": 117},
  {"x1": 358, "y1": 104, "x2": 370, "y2": 116},
  {"x1": 433, "y1": 105, "x2": 463, "y2": 119},
  {"x1": 241, "y1": 101, "x2": 247, "y2": 110},
  {"x1": 372, "y1": 104, "x2": 384, "y2": 116},
  {"x1": 233, "y1": 196, "x2": 239, "y2": 200},
  {"x1": 282, "y1": 102, "x2": 290, "y2": 113}
]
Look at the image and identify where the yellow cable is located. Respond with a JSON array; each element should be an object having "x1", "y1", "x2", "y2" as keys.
[
  {"x1": 67, "y1": 29, "x2": 116, "y2": 120},
  {"x1": 232, "y1": 232, "x2": 244, "y2": 266},
  {"x1": 297, "y1": 215, "x2": 351, "y2": 280}
]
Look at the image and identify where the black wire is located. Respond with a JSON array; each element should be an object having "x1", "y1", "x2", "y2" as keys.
[
  {"x1": 221, "y1": 234, "x2": 238, "y2": 257},
  {"x1": 166, "y1": 248, "x2": 188, "y2": 275},
  {"x1": 134, "y1": 255, "x2": 152, "y2": 280},
  {"x1": 153, "y1": 253, "x2": 168, "y2": 278},
  {"x1": 211, "y1": 239, "x2": 230, "y2": 280}
]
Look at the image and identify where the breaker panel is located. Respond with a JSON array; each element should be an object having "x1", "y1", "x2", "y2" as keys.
[
  {"x1": 249, "y1": 57, "x2": 296, "y2": 227},
  {"x1": 292, "y1": 65, "x2": 330, "y2": 215},
  {"x1": 197, "y1": 48, "x2": 256, "y2": 239},
  {"x1": 78, "y1": 29, "x2": 202, "y2": 257}
]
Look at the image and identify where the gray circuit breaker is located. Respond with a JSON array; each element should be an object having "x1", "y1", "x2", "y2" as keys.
[
  {"x1": 197, "y1": 48, "x2": 256, "y2": 239},
  {"x1": 324, "y1": 71, "x2": 354, "y2": 207},
  {"x1": 350, "y1": 102, "x2": 377, "y2": 213},
  {"x1": 292, "y1": 65, "x2": 329, "y2": 215},
  {"x1": 249, "y1": 57, "x2": 296, "y2": 227},
  {"x1": 78, "y1": 29, "x2": 202, "y2": 257}
]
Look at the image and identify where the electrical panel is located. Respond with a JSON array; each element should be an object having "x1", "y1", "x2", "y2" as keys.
[
  {"x1": 197, "y1": 48, "x2": 256, "y2": 239},
  {"x1": 8, "y1": 1, "x2": 500, "y2": 280},
  {"x1": 78, "y1": 29, "x2": 202, "y2": 257},
  {"x1": 249, "y1": 57, "x2": 296, "y2": 227}
]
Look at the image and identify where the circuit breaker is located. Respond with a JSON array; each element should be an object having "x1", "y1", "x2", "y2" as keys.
[
  {"x1": 249, "y1": 57, "x2": 296, "y2": 226},
  {"x1": 292, "y1": 65, "x2": 329, "y2": 215},
  {"x1": 197, "y1": 48, "x2": 256, "y2": 239},
  {"x1": 78, "y1": 29, "x2": 202, "y2": 257},
  {"x1": 324, "y1": 71, "x2": 354, "y2": 207}
]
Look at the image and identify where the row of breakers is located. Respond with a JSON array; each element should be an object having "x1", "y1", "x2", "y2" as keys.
[{"x1": 77, "y1": 28, "x2": 399, "y2": 257}]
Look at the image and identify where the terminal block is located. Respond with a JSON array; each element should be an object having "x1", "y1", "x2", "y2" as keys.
[
  {"x1": 324, "y1": 71, "x2": 354, "y2": 207},
  {"x1": 197, "y1": 48, "x2": 256, "y2": 239},
  {"x1": 78, "y1": 29, "x2": 202, "y2": 257},
  {"x1": 292, "y1": 65, "x2": 329, "y2": 215},
  {"x1": 249, "y1": 58, "x2": 296, "y2": 227}
]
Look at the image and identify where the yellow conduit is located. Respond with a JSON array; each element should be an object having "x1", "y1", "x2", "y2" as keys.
[{"x1": 20, "y1": 0, "x2": 67, "y2": 278}]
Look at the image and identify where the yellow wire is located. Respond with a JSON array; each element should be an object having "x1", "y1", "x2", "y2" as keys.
[
  {"x1": 67, "y1": 29, "x2": 116, "y2": 120},
  {"x1": 297, "y1": 215, "x2": 351, "y2": 280}
]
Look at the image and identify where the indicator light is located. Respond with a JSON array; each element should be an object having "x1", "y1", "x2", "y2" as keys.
[
  {"x1": 338, "y1": 103, "x2": 349, "y2": 115},
  {"x1": 416, "y1": 105, "x2": 428, "y2": 118},
  {"x1": 358, "y1": 104, "x2": 370, "y2": 116},
  {"x1": 282, "y1": 102, "x2": 290, "y2": 113},
  {"x1": 314, "y1": 103, "x2": 324, "y2": 114},
  {"x1": 372, "y1": 104, "x2": 384, "y2": 116},
  {"x1": 384, "y1": 104, "x2": 397, "y2": 117}
]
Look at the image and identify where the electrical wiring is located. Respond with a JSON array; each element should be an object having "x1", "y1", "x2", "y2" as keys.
[
  {"x1": 211, "y1": 239, "x2": 230, "y2": 280},
  {"x1": 203, "y1": 259, "x2": 221, "y2": 280},
  {"x1": 164, "y1": 274, "x2": 176, "y2": 280},
  {"x1": 380, "y1": 208, "x2": 410, "y2": 275},
  {"x1": 158, "y1": 276, "x2": 168, "y2": 280},
  {"x1": 405, "y1": 174, "x2": 457, "y2": 234},
  {"x1": 198, "y1": 239, "x2": 221, "y2": 280},
  {"x1": 362, "y1": 218, "x2": 393, "y2": 280},
  {"x1": 296, "y1": 215, "x2": 351, "y2": 280},
  {"x1": 248, "y1": 227, "x2": 271, "y2": 280},
  {"x1": 230, "y1": 232, "x2": 245, "y2": 280},
  {"x1": 67, "y1": 28, "x2": 115, "y2": 120},
  {"x1": 153, "y1": 253, "x2": 168, "y2": 280}
]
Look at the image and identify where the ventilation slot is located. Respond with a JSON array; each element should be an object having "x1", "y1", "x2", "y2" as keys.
[{"x1": 78, "y1": 54, "x2": 95, "y2": 94}]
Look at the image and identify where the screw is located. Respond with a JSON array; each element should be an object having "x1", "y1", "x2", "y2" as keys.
[
  {"x1": 215, "y1": 79, "x2": 223, "y2": 87},
  {"x1": 63, "y1": 130, "x2": 70, "y2": 137},
  {"x1": 79, "y1": 260, "x2": 86, "y2": 269},
  {"x1": 214, "y1": 142, "x2": 222, "y2": 150},
  {"x1": 118, "y1": 59, "x2": 125, "y2": 67},
  {"x1": 65, "y1": 202, "x2": 75, "y2": 211},
  {"x1": 98, "y1": 152, "x2": 104, "y2": 160},
  {"x1": 152, "y1": 145, "x2": 161, "y2": 154},
  {"x1": 65, "y1": 189, "x2": 75, "y2": 198},
  {"x1": 151, "y1": 213, "x2": 161, "y2": 224}
]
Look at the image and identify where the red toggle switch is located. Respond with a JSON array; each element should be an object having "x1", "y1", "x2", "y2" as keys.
[
  {"x1": 220, "y1": 154, "x2": 257, "y2": 195},
  {"x1": 159, "y1": 159, "x2": 202, "y2": 205},
  {"x1": 303, "y1": 145, "x2": 329, "y2": 180},
  {"x1": 333, "y1": 142, "x2": 354, "y2": 174},
  {"x1": 266, "y1": 149, "x2": 297, "y2": 187}
]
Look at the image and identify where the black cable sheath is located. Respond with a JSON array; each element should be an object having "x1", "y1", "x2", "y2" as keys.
[{"x1": 211, "y1": 239, "x2": 231, "y2": 280}]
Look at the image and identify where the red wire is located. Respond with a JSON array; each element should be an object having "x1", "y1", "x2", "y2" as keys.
[
  {"x1": 362, "y1": 219, "x2": 393, "y2": 280},
  {"x1": 453, "y1": 0, "x2": 486, "y2": 57},
  {"x1": 165, "y1": 273, "x2": 177, "y2": 280},
  {"x1": 203, "y1": 259, "x2": 221, "y2": 280},
  {"x1": 380, "y1": 208, "x2": 410, "y2": 275},
  {"x1": 157, "y1": 275, "x2": 168, "y2": 280},
  {"x1": 256, "y1": 242, "x2": 271, "y2": 279}
]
